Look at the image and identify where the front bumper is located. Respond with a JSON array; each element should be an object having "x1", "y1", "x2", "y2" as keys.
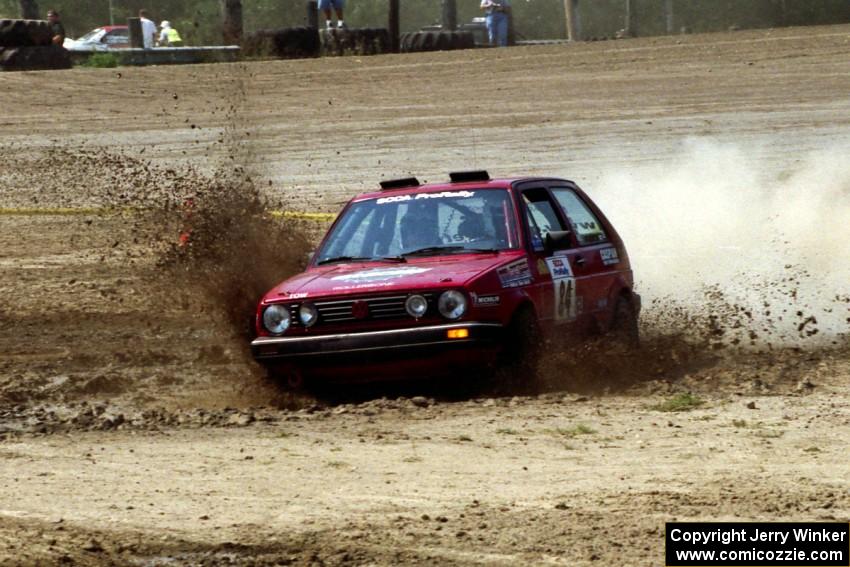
[{"x1": 251, "y1": 322, "x2": 503, "y2": 362}]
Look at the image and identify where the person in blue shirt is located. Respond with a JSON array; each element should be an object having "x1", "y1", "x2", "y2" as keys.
[{"x1": 480, "y1": 0, "x2": 510, "y2": 47}]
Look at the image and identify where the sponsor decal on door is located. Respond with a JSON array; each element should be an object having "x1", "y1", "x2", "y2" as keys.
[
  {"x1": 546, "y1": 256, "x2": 577, "y2": 322},
  {"x1": 497, "y1": 258, "x2": 532, "y2": 288},
  {"x1": 600, "y1": 247, "x2": 620, "y2": 266}
]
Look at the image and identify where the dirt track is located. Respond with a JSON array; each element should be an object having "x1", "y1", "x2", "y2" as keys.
[{"x1": 1, "y1": 25, "x2": 850, "y2": 565}]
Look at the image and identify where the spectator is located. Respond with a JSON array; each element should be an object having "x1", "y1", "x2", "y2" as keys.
[
  {"x1": 139, "y1": 9, "x2": 156, "y2": 49},
  {"x1": 46, "y1": 10, "x2": 65, "y2": 45},
  {"x1": 480, "y1": 0, "x2": 510, "y2": 47},
  {"x1": 158, "y1": 21, "x2": 183, "y2": 47},
  {"x1": 318, "y1": 0, "x2": 346, "y2": 30}
]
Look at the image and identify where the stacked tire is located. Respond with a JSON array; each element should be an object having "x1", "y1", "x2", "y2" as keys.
[
  {"x1": 320, "y1": 28, "x2": 390, "y2": 56},
  {"x1": 400, "y1": 30, "x2": 475, "y2": 53},
  {"x1": 0, "y1": 19, "x2": 71, "y2": 71},
  {"x1": 242, "y1": 27, "x2": 320, "y2": 59}
]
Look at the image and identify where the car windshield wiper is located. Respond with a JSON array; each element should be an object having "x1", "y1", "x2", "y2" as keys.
[
  {"x1": 317, "y1": 255, "x2": 407, "y2": 265},
  {"x1": 403, "y1": 246, "x2": 500, "y2": 257},
  {"x1": 402, "y1": 246, "x2": 466, "y2": 257},
  {"x1": 316, "y1": 255, "x2": 373, "y2": 265}
]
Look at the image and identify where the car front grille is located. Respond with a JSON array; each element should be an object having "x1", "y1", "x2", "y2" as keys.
[{"x1": 289, "y1": 293, "x2": 436, "y2": 327}]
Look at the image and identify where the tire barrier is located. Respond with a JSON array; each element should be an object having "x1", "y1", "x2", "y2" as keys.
[
  {"x1": 0, "y1": 19, "x2": 52, "y2": 47},
  {"x1": 0, "y1": 44, "x2": 71, "y2": 71},
  {"x1": 242, "y1": 27, "x2": 320, "y2": 59},
  {"x1": 319, "y1": 28, "x2": 390, "y2": 57},
  {"x1": 0, "y1": 19, "x2": 71, "y2": 71},
  {"x1": 399, "y1": 30, "x2": 475, "y2": 53}
]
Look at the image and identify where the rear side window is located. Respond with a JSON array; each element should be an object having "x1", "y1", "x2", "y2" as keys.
[
  {"x1": 104, "y1": 30, "x2": 128, "y2": 45},
  {"x1": 552, "y1": 188, "x2": 608, "y2": 246}
]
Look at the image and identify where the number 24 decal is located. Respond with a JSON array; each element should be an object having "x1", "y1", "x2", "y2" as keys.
[{"x1": 546, "y1": 257, "x2": 577, "y2": 322}]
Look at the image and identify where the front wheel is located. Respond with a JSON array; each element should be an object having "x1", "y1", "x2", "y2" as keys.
[{"x1": 496, "y1": 307, "x2": 541, "y2": 391}]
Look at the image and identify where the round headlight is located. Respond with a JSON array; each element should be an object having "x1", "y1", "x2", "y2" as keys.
[
  {"x1": 405, "y1": 294, "x2": 428, "y2": 318},
  {"x1": 262, "y1": 304, "x2": 291, "y2": 335},
  {"x1": 298, "y1": 303, "x2": 319, "y2": 327},
  {"x1": 438, "y1": 290, "x2": 467, "y2": 320}
]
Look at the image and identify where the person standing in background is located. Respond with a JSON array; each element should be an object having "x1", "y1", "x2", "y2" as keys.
[
  {"x1": 139, "y1": 9, "x2": 156, "y2": 48},
  {"x1": 480, "y1": 0, "x2": 510, "y2": 47},
  {"x1": 318, "y1": 0, "x2": 346, "y2": 30},
  {"x1": 158, "y1": 21, "x2": 183, "y2": 46},
  {"x1": 46, "y1": 10, "x2": 65, "y2": 45}
]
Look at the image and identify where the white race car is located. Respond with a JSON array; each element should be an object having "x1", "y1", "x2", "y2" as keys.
[{"x1": 63, "y1": 25, "x2": 129, "y2": 52}]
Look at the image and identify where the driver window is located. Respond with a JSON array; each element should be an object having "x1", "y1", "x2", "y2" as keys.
[{"x1": 522, "y1": 190, "x2": 566, "y2": 251}]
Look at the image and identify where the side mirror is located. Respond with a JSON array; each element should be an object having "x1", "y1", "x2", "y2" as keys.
[{"x1": 544, "y1": 230, "x2": 571, "y2": 254}]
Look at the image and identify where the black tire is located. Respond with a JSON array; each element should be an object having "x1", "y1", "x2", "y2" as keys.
[
  {"x1": 497, "y1": 306, "x2": 541, "y2": 390},
  {"x1": 373, "y1": 28, "x2": 389, "y2": 53},
  {"x1": 400, "y1": 30, "x2": 476, "y2": 53},
  {"x1": 421, "y1": 31, "x2": 437, "y2": 51},
  {"x1": 243, "y1": 27, "x2": 320, "y2": 59},
  {"x1": 459, "y1": 31, "x2": 476, "y2": 50},
  {"x1": 434, "y1": 31, "x2": 451, "y2": 51},
  {"x1": 28, "y1": 20, "x2": 52, "y2": 46},
  {"x1": 0, "y1": 44, "x2": 71, "y2": 71},
  {"x1": 610, "y1": 295, "x2": 640, "y2": 348},
  {"x1": 0, "y1": 19, "x2": 52, "y2": 47},
  {"x1": 399, "y1": 32, "x2": 413, "y2": 52}
]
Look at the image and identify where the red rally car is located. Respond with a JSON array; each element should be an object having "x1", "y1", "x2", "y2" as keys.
[{"x1": 251, "y1": 171, "x2": 639, "y2": 386}]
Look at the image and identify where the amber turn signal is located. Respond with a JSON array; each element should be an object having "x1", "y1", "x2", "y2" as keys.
[{"x1": 446, "y1": 328, "x2": 469, "y2": 339}]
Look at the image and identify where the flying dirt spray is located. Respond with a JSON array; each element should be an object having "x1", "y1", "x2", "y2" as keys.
[
  {"x1": 541, "y1": 138, "x2": 850, "y2": 393},
  {"x1": 591, "y1": 138, "x2": 850, "y2": 348}
]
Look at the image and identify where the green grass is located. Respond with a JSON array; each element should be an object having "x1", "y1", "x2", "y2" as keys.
[
  {"x1": 81, "y1": 53, "x2": 120, "y2": 68},
  {"x1": 651, "y1": 393, "x2": 705, "y2": 412}
]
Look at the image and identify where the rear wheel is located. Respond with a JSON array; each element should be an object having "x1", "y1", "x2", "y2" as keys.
[{"x1": 610, "y1": 295, "x2": 640, "y2": 349}]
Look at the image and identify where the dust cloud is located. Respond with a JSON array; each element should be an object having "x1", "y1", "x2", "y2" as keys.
[{"x1": 594, "y1": 138, "x2": 850, "y2": 348}]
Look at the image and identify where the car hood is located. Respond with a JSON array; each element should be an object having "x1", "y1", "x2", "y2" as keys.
[
  {"x1": 63, "y1": 38, "x2": 105, "y2": 51},
  {"x1": 271, "y1": 252, "x2": 523, "y2": 301}
]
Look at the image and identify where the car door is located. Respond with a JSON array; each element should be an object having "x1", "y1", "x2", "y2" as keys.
[
  {"x1": 517, "y1": 185, "x2": 589, "y2": 330},
  {"x1": 549, "y1": 185, "x2": 620, "y2": 325},
  {"x1": 103, "y1": 29, "x2": 129, "y2": 49}
]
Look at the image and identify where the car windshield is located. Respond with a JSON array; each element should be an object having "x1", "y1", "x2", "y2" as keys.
[
  {"x1": 77, "y1": 28, "x2": 105, "y2": 42},
  {"x1": 316, "y1": 189, "x2": 519, "y2": 263}
]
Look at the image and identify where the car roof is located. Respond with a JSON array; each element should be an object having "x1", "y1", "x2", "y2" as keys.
[{"x1": 353, "y1": 176, "x2": 573, "y2": 201}]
